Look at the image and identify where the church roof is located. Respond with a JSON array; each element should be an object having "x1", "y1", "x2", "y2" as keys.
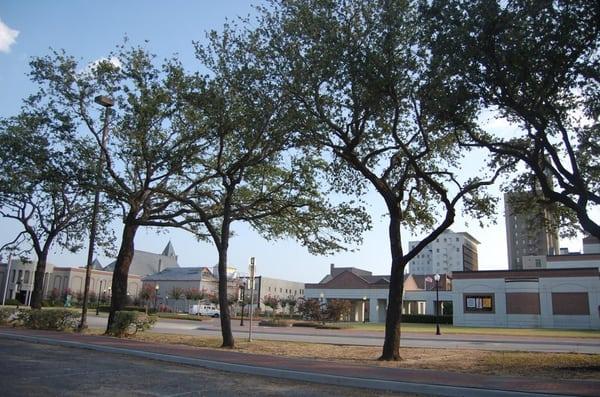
[{"x1": 162, "y1": 241, "x2": 176, "y2": 257}]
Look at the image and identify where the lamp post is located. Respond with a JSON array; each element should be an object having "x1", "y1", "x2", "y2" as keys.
[
  {"x1": 2, "y1": 251, "x2": 13, "y2": 306},
  {"x1": 79, "y1": 95, "x2": 114, "y2": 331},
  {"x1": 434, "y1": 273, "x2": 441, "y2": 335},
  {"x1": 95, "y1": 280, "x2": 103, "y2": 315},
  {"x1": 154, "y1": 284, "x2": 159, "y2": 311},
  {"x1": 240, "y1": 279, "x2": 246, "y2": 326}
]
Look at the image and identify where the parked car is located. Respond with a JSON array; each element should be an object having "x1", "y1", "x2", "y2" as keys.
[{"x1": 189, "y1": 304, "x2": 220, "y2": 317}]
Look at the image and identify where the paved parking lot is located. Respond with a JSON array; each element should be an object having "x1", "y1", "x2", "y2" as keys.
[{"x1": 0, "y1": 339, "x2": 412, "y2": 397}]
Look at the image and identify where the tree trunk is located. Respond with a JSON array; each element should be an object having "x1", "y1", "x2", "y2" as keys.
[
  {"x1": 106, "y1": 217, "x2": 139, "y2": 333},
  {"x1": 217, "y1": 237, "x2": 235, "y2": 348},
  {"x1": 30, "y1": 254, "x2": 49, "y2": 309},
  {"x1": 380, "y1": 211, "x2": 405, "y2": 361}
]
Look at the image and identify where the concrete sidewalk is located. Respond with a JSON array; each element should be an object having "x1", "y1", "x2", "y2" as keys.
[{"x1": 0, "y1": 327, "x2": 598, "y2": 397}]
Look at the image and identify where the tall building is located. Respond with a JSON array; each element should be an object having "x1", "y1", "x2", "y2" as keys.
[
  {"x1": 504, "y1": 192, "x2": 559, "y2": 270},
  {"x1": 408, "y1": 229, "x2": 480, "y2": 275}
]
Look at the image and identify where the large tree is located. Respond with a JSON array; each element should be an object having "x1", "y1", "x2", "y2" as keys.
[
  {"x1": 170, "y1": 25, "x2": 369, "y2": 348},
  {"x1": 28, "y1": 46, "x2": 207, "y2": 330},
  {"x1": 260, "y1": 0, "x2": 507, "y2": 360},
  {"x1": 425, "y1": 0, "x2": 600, "y2": 238},
  {"x1": 0, "y1": 109, "x2": 98, "y2": 308}
]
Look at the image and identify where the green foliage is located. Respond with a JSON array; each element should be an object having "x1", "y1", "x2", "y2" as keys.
[
  {"x1": 16, "y1": 309, "x2": 79, "y2": 330},
  {"x1": 425, "y1": 0, "x2": 600, "y2": 237},
  {"x1": 0, "y1": 307, "x2": 18, "y2": 325},
  {"x1": 108, "y1": 310, "x2": 157, "y2": 337}
]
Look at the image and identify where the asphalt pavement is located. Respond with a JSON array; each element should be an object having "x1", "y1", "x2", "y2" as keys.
[
  {"x1": 0, "y1": 338, "x2": 407, "y2": 397},
  {"x1": 1, "y1": 327, "x2": 599, "y2": 397}
]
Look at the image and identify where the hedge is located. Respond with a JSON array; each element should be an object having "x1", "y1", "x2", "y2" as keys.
[
  {"x1": 16, "y1": 309, "x2": 79, "y2": 331},
  {"x1": 107, "y1": 311, "x2": 157, "y2": 337},
  {"x1": 402, "y1": 314, "x2": 453, "y2": 324},
  {"x1": 0, "y1": 307, "x2": 18, "y2": 325}
]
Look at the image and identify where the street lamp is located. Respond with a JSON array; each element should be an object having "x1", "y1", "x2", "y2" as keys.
[
  {"x1": 95, "y1": 279, "x2": 103, "y2": 315},
  {"x1": 79, "y1": 95, "x2": 114, "y2": 331},
  {"x1": 240, "y1": 279, "x2": 246, "y2": 326},
  {"x1": 155, "y1": 284, "x2": 160, "y2": 311},
  {"x1": 434, "y1": 273, "x2": 441, "y2": 335}
]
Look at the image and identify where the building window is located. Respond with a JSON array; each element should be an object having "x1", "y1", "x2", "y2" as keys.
[
  {"x1": 11, "y1": 269, "x2": 15, "y2": 282},
  {"x1": 534, "y1": 259, "x2": 542, "y2": 268},
  {"x1": 464, "y1": 294, "x2": 494, "y2": 313},
  {"x1": 24, "y1": 271, "x2": 30, "y2": 284},
  {"x1": 456, "y1": 237, "x2": 459, "y2": 242}
]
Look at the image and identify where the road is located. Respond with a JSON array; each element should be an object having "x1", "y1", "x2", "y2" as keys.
[
  {"x1": 87, "y1": 315, "x2": 600, "y2": 354},
  {"x1": 0, "y1": 339, "x2": 412, "y2": 397}
]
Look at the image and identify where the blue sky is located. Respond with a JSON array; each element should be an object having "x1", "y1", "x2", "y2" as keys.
[{"x1": 0, "y1": 1, "x2": 589, "y2": 282}]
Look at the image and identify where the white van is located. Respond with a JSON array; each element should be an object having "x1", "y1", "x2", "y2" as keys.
[{"x1": 189, "y1": 304, "x2": 220, "y2": 317}]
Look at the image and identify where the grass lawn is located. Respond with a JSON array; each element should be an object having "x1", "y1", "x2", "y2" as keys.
[
  {"x1": 339, "y1": 322, "x2": 600, "y2": 338},
  {"x1": 102, "y1": 329, "x2": 600, "y2": 381}
]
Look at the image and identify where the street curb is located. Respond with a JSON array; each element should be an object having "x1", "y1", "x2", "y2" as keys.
[{"x1": 0, "y1": 332, "x2": 564, "y2": 397}]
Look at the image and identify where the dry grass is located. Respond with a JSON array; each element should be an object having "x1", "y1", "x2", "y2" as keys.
[{"x1": 117, "y1": 330, "x2": 600, "y2": 381}]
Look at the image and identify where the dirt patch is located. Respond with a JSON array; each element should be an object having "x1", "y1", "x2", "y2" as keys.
[{"x1": 121, "y1": 331, "x2": 600, "y2": 381}]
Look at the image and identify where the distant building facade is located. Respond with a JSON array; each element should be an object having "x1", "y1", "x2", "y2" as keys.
[
  {"x1": 453, "y1": 268, "x2": 600, "y2": 330},
  {"x1": 305, "y1": 264, "x2": 452, "y2": 323},
  {"x1": 505, "y1": 192, "x2": 560, "y2": 270},
  {"x1": 104, "y1": 241, "x2": 179, "y2": 277},
  {"x1": 408, "y1": 230, "x2": 479, "y2": 275},
  {"x1": 522, "y1": 236, "x2": 600, "y2": 271},
  {"x1": 0, "y1": 259, "x2": 141, "y2": 304}
]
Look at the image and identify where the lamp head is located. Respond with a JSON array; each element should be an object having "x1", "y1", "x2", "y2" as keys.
[{"x1": 94, "y1": 95, "x2": 114, "y2": 108}]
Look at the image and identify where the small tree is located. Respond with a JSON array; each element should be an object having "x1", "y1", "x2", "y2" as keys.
[
  {"x1": 327, "y1": 299, "x2": 352, "y2": 322},
  {"x1": 139, "y1": 285, "x2": 156, "y2": 314},
  {"x1": 281, "y1": 296, "x2": 298, "y2": 317},
  {"x1": 297, "y1": 298, "x2": 327, "y2": 323},
  {"x1": 262, "y1": 295, "x2": 280, "y2": 317}
]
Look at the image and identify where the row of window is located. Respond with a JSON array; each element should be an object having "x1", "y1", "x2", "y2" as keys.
[
  {"x1": 9, "y1": 269, "x2": 30, "y2": 284},
  {"x1": 266, "y1": 286, "x2": 304, "y2": 295}
]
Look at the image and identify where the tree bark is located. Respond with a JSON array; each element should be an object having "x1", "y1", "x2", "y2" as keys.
[
  {"x1": 217, "y1": 226, "x2": 235, "y2": 348},
  {"x1": 106, "y1": 217, "x2": 139, "y2": 333},
  {"x1": 30, "y1": 255, "x2": 49, "y2": 309},
  {"x1": 380, "y1": 210, "x2": 405, "y2": 361}
]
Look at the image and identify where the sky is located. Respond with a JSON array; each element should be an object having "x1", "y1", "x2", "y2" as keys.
[{"x1": 0, "y1": 1, "x2": 592, "y2": 283}]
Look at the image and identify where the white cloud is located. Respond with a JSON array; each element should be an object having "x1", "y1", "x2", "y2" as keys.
[
  {"x1": 0, "y1": 18, "x2": 19, "y2": 53},
  {"x1": 78, "y1": 56, "x2": 122, "y2": 77}
]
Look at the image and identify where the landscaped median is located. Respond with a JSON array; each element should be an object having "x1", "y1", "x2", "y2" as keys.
[{"x1": 122, "y1": 331, "x2": 600, "y2": 381}]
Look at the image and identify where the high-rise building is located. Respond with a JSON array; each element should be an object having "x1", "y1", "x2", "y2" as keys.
[
  {"x1": 504, "y1": 192, "x2": 559, "y2": 270},
  {"x1": 408, "y1": 229, "x2": 479, "y2": 275}
]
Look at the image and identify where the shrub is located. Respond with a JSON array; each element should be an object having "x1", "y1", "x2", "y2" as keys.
[
  {"x1": 108, "y1": 311, "x2": 157, "y2": 337},
  {"x1": 401, "y1": 314, "x2": 453, "y2": 324},
  {"x1": 0, "y1": 307, "x2": 18, "y2": 325},
  {"x1": 17, "y1": 309, "x2": 79, "y2": 331},
  {"x1": 258, "y1": 318, "x2": 293, "y2": 327},
  {"x1": 3, "y1": 299, "x2": 21, "y2": 306},
  {"x1": 326, "y1": 299, "x2": 352, "y2": 322}
]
